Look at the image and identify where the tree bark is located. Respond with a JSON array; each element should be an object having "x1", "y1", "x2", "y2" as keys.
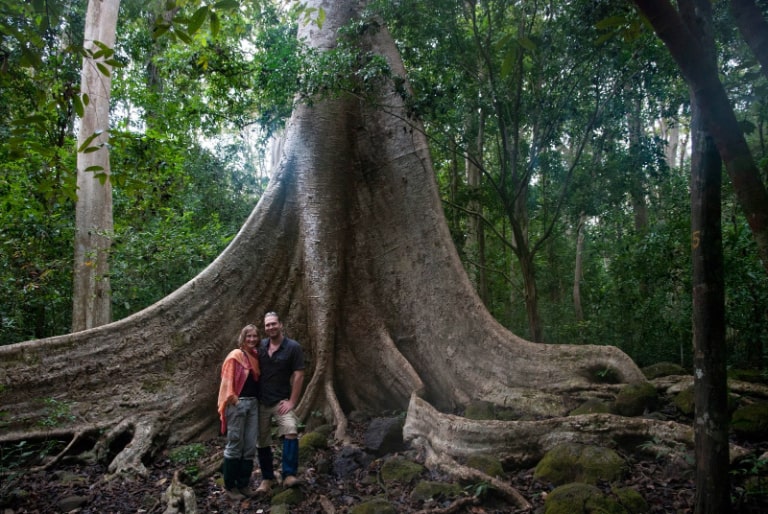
[
  {"x1": 632, "y1": 0, "x2": 768, "y2": 276},
  {"x1": 72, "y1": 0, "x2": 121, "y2": 331},
  {"x1": 2, "y1": 0, "x2": 665, "y2": 479},
  {"x1": 684, "y1": 1, "x2": 731, "y2": 512}
]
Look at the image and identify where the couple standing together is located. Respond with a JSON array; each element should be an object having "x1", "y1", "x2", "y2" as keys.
[{"x1": 216, "y1": 311, "x2": 305, "y2": 501}]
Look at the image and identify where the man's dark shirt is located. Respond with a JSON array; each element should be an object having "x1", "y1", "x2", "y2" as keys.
[{"x1": 258, "y1": 337, "x2": 305, "y2": 407}]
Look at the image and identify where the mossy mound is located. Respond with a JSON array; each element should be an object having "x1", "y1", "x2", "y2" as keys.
[
  {"x1": 463, "y1": 400, "x2": 496, "y2": 420},
  {"x1": 409, "y1": 480, "x2": 463, "y2": 502},
  {"x1": 672, "y1": 385, "x2": 695, "y2": 415},
  {"x1": 642, "y1": 362, "x2": 687, "y2": 379},
  {"x1": 299, "y1": 430, "x2": 328, "y2": 461},
  {"x1": 544, "y1": 482, "x2": 649, "y2": 514},
  {"x1": 534, "y1": 443, "x2": 626, "y2": 485},
  {"x1": 465, "y1": 454, "x2": 504, "y2": 478},
  {"x1": 731, "y1": 402, "x2": 768, "y2": 440},
  {"x1": 271, "y1": 486, "x2": 304, "y2": 506},
  {"x1": 380, "y1": 456, "x2": 424, "y2": 484},
  {"x1": 614, "y1": 382, "x2": 658, "y2": 416}
]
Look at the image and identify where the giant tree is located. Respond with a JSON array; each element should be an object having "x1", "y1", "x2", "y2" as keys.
[{"x1": 1, "y1": 0, "x2": 700, "y2": 506}]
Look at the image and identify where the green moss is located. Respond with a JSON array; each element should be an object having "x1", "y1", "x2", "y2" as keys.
[
  {"x1": 672, "y1": 386, "x2": 695, "y2": 415},
  {"x1": 642, "y1": 362, "x2": 688, "y2": 379},
  {"x1": 611, "y1": 486, "x2": 650, "y2": 513},
  {"x1": 409, "y1": 480, "x2": 463, "y2": 502},
  {"x1": 271, "y1": 487, "x2": 304, "y2": 505},
  {"x1": 380, "y1": 457, "x2": 424, "y2": 483},
  {"x1": 466, "y1": 454, "x2": 504, "y2": 478},
  {"x1": 534, "y1": 443, "x2": 626, "y2": 485},
  {"x1": 299, "y1": 430, "x2": 328, "y2": 461},
  {"x1": 614, "y1": 382, "x2": 658, "y2": 416},
  {"x1": 731, "y1": 403, "x2": 768, "y2": 440}
]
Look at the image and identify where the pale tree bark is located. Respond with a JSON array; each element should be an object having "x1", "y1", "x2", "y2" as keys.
[
  {"x1": 3, "y1": 0, "x2": 689, "y2": 492},
  {"x1": 72, "y1": 0, "x2": 121, "y2": 332},
  {"x1": 633, "y1": 0, "x2": 768, "y2": 276}
]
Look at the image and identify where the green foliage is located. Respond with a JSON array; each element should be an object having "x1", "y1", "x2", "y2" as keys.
[
  {"x1": 169, "y1": 442, "x2": 206, "y2": 478},
  {"x1": 39, "y1": 398, "x2": 76, "y2": 428}
]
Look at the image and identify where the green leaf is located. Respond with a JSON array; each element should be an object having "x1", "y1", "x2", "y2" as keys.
[
  {"x1": 213, "y1": 0, "x2": 239, "y2": 9},
  {"x1": 96, "y1": 62, "x2": 110, "y2": 77},
  {"x1": 210, "y1": 12, "x2": 220, "y2": 38},
  {"x1": 84, "y1": 166, "x2": 105, "y2": 172},
  {"x1": 73, "y1": 95, "x2": 84, "y2": 118},
  {"x1": 174, "y1": 28, "x2": 193, "y2": 45},
  {"x1": 187, "y1": 6, "x2": 209, "y2": 36}
]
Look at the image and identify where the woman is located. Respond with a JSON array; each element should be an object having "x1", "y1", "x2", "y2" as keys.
[{"x1": 217, "y1": 324, "x2": 261, "y2": 500}]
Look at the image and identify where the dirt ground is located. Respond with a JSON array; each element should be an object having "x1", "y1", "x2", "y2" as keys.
[{"x1": 1, "y1": 415, "x2": 767, "y2": 513}]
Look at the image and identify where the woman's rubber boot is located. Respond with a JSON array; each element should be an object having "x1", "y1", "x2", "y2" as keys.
[
  {"x1": 281, "y1": 438, "x2": 300, "y2": 487},
  {"x1": 255, "y1": 447, "x2": 274, "y2": 495},
  {"x1": 237, "y1": 459, "x2": 255, "y2": 497},
  {"x1": 222, "y1": 458, "x2": 245, "y2": 500}
]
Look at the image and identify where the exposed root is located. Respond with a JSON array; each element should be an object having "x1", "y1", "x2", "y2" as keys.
[
  {"x1": 326, "y1": 377, "x2": 349, "y2": 443},
  {"x1": 404, "y1": 394, "x2": 694, "y2": 465},
  {"x1": 95, "y1": 415, "x2": 164, "y2": 477},
  {"x1": 161, "y1": 470, "x2": 198, "y2": 514},
  {"x1": 413, "y1": 435, "x2": 531, "y2": 510},
  {"x1": 35, "y1": 430, "x2": 89, "y2": 471}
]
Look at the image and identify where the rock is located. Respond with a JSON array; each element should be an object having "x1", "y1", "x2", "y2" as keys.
[
  {"x1": 409, "y1": 480, "x2": 463, "y2": 502},
  {"x1": 299, "y1": 430, "x2": 328, "y2": 461},
  {"x1": 465, "y1": 454, "x2": 504, "y2": 478},
  {"x1": 614, "y1": 382, "x2": 658, "y2": 416},
  {"x1": 349, "y1": 496, "x2": 398, "y2": 514},
  {"x1": 364, "y1": 417, "x2": 405, "y2": 456},
  {"x1": 534, "y1": 443, "x2": 626, "y2": 485},
  {"x1": 642, "y1": 362, "x2": 688, "y2": 379},
  {"x1": 731, "y1": 402, "x2": 768, "y2": 440},
  {"x1": 380, "y1": 456, "x2": 424, "y2": 484},
  {"x1": 57, "y1": 495, "x2": 88, "y2": 512},
  {"x1": 569, "y1": 398, "x2": 611, "y2": 415},
  {"x1": 333, "y1": 446, "x2": 372, "y2": 478}
]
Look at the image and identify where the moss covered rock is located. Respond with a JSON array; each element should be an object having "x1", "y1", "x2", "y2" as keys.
[
  {"x1": 299, "y1": 430, "x2": 328, "y2": 461},
  {"x1": 380, "y1": 456, "x2": 424, "y2": 484},
  {"x1": 544, "y1": 482, "x2": 648, "y2": 514},
  {"x1": 534, "y1": 443, "x2": 626, "y2": 485},
  {"x1": 614, "y1": 382, "x2": 658, "y2": 416},
  {"x1": 612, "y1": 485, "x2": 650, "y2": 513},
  {"x1": 731, "y1": 402, "x2": 768, "y2": 440},
  {"x1": 466, "y1": 454, "x2": 504, "y2": 478},
  {"x1": 409, "y1": 480, "x2": 463, "y2": 502},
  {"x1": 642, "y1": 362, "x2": 688, "y2": 379},
  {"x1": 271, "y1": 486, "x2": 304, "y2": 506},
  {"x1": 672, "y1": 385, "x2": 695, "y2": 415}
]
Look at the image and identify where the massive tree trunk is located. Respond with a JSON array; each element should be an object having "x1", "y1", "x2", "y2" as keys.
[
  {"x1": 72, "y1": 0, "x2": 120, "y2": 332},
  {"x1": 3, "y1": 0, "x2": 680, "y2": 484}
]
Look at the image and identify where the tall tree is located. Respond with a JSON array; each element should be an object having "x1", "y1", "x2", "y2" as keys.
[
  {"x1": 72, "y1": 0, "x2": 121, "y2": 331},
  {"x1": 633, "y1": 0, "x2": 768, "y2": 276},
  {"x1": 2, "y1": 3, "x2": 699, "y2": 499}
]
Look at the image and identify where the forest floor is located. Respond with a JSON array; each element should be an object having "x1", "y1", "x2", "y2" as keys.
[{"x1": 2, "y1": 412, "x2": 768, "y2": 514}]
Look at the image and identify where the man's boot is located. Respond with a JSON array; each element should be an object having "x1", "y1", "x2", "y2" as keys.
[
  {"x1": 222, "y1": 458, "x2": 245, "y2": 500},
  {"x1": 281, "y1": 438, "x2": 300, "y2": 487},
  {"x1": 237, "y1": 459, "x2": 255, "y2": 496},
  {"x1": 255, "y1": 446, "x2": 274, "y2": 495}
]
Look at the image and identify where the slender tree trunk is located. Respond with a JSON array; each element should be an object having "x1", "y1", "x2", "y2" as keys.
[
  {"x1": 573, "y1": 212, "x2": 586, "y2": 323},
  {"x1": 691, "y1": 100, "x2": 730, "y2": 514},
  {"x1": 72, "y1": 0, "x2": 120, "y2": 332},
  {"x1": 684, "y1": 1, "x2": 730, "y2": 511},
  {"x1": 633, "y1": 0, "x2": 768, "y2": 276},
  {"x1": 730, "y1": 0, "x2": 768, "y2": 79}
]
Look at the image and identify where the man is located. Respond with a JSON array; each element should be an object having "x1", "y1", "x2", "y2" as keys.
[{"x1": 255, "y1": 311, "x2": 305, "y2": 493}]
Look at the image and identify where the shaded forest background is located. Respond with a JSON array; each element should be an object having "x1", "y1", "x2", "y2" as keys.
[{"x1": 1, "y1": 0, "x2": 767, "y2": 374}]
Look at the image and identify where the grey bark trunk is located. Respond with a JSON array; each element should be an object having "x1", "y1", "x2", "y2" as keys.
[{"x1": 72, "y1": 0, "x2": 121, "y2": 331}]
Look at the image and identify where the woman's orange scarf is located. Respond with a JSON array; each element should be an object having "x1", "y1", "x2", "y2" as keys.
[{"x1": 217, "y1": 347, "x2": 260, "y2": 434}]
